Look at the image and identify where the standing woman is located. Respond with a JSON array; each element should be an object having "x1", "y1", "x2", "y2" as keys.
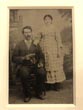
[{"x1": 38, "y1": 14, "x2": 66, "y2": 90}]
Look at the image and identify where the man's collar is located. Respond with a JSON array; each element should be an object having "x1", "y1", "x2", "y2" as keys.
[{"x1": 24, "y1": 39, "x2": 32, "y2": 44}]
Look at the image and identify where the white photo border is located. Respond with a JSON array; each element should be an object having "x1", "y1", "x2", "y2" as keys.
[{"x1": 0, "y1": 0, "x2": 83, "y2": 110}]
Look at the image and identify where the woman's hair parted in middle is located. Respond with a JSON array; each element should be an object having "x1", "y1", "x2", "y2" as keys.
[{"x1": 43, "y1": 14, "x2": 53, "y2": 21}]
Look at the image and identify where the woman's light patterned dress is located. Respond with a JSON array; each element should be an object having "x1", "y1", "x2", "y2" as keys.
[{"x1": 40, "y1": 24, "x2": 66, "y2": 83}]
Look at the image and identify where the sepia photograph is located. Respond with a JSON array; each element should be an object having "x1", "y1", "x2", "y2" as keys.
[{"x1": 9, "y1": 9, "x2": 73, "y2": 104}]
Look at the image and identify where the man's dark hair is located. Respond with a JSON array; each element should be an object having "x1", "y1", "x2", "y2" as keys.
[
  {"x1": 22, "y1": 26, "x2": 32, "y2": 34},
  {"x1": 43, "y1": 14, "x2": 53, "y2": 20}
]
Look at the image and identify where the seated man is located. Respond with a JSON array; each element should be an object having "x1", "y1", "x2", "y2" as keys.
[{"x1": 12, "y1": 26, "x2": 46, "y2": 102}]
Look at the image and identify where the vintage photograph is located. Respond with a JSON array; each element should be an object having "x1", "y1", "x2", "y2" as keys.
[{"x1": 9, "y1": 9, "x2": 73, "y2": 104}]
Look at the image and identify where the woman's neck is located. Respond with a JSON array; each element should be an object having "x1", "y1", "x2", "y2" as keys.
[{"x1": 45, "y1": 23, "x2": 52, "y2": 27}]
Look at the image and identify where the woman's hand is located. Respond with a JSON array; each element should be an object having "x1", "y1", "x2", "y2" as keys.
[
  {"x1": 57, "y1": 53, "x2": 60, "y2": 58},
  {"x1": 57, "y1": 45, "x2": 63, "y2": 58}
]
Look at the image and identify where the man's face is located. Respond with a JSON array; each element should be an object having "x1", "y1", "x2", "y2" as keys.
[{"x1": 23, "y1": 28, "x2": 32, "y2": 40}]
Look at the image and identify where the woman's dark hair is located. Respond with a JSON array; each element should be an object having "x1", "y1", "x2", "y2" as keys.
[
  {"x1": 22, "y1": 26, "x2": 32, "y2": 34},
  {"x1": 43, "y1": 14, "x2": 53, "y2": 20}
]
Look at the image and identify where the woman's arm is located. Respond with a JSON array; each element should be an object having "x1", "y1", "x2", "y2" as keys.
[
  {"x1": 36, "y1": 44, "x2": 45, "y2": 67},
  {"x1": 56, "y1": 30, "x2": 63, "y2": 57}
]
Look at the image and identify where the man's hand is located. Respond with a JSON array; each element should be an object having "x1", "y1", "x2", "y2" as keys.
[
  {"x1": 38, "y1": 62, "x2": 43, "y2": 68},
  {"x1": 25, "y1": 55, "x2": 30, "y2": 60}
]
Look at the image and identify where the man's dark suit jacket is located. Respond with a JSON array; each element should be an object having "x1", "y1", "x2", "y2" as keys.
[{"x1": 12, "y1": 40, "x2": 45, "y2": 77}]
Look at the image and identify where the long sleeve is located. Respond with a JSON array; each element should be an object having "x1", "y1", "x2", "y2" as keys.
[
  {"x1": 12, "y1": 43, "x2": 24, "y2": 64},
  {"x1": 36, "y1": 44, "x2": 45, "y2": 65},
  {"x1": 56, "y1": 30, "x2": 63, "y2": 48},
  {"x1": 56, "y1": 30, "x2": 63, "y2": 54}
]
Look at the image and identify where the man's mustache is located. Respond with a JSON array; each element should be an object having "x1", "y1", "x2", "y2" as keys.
[{"x1": 26, "y1": 35, "x2": 31, "y2": 37}]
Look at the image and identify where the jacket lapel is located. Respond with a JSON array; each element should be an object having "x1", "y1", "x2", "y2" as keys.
[{"x1": 23, "y1": 40, "x2": 34, "y2": 52}]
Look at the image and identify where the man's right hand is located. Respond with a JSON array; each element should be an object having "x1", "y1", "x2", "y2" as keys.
[{"x1": 25, "y1": 55, "x2": 30, "y2": 60}]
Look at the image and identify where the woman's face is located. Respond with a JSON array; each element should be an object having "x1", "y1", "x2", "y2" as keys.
[{"x1": 44, "y1": 16, "x2": 52, "y2": 25}]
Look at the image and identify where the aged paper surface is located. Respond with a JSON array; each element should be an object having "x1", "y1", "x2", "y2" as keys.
[{"x1": 0, "y1": 0, "x2": 83, "y2": 110}]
